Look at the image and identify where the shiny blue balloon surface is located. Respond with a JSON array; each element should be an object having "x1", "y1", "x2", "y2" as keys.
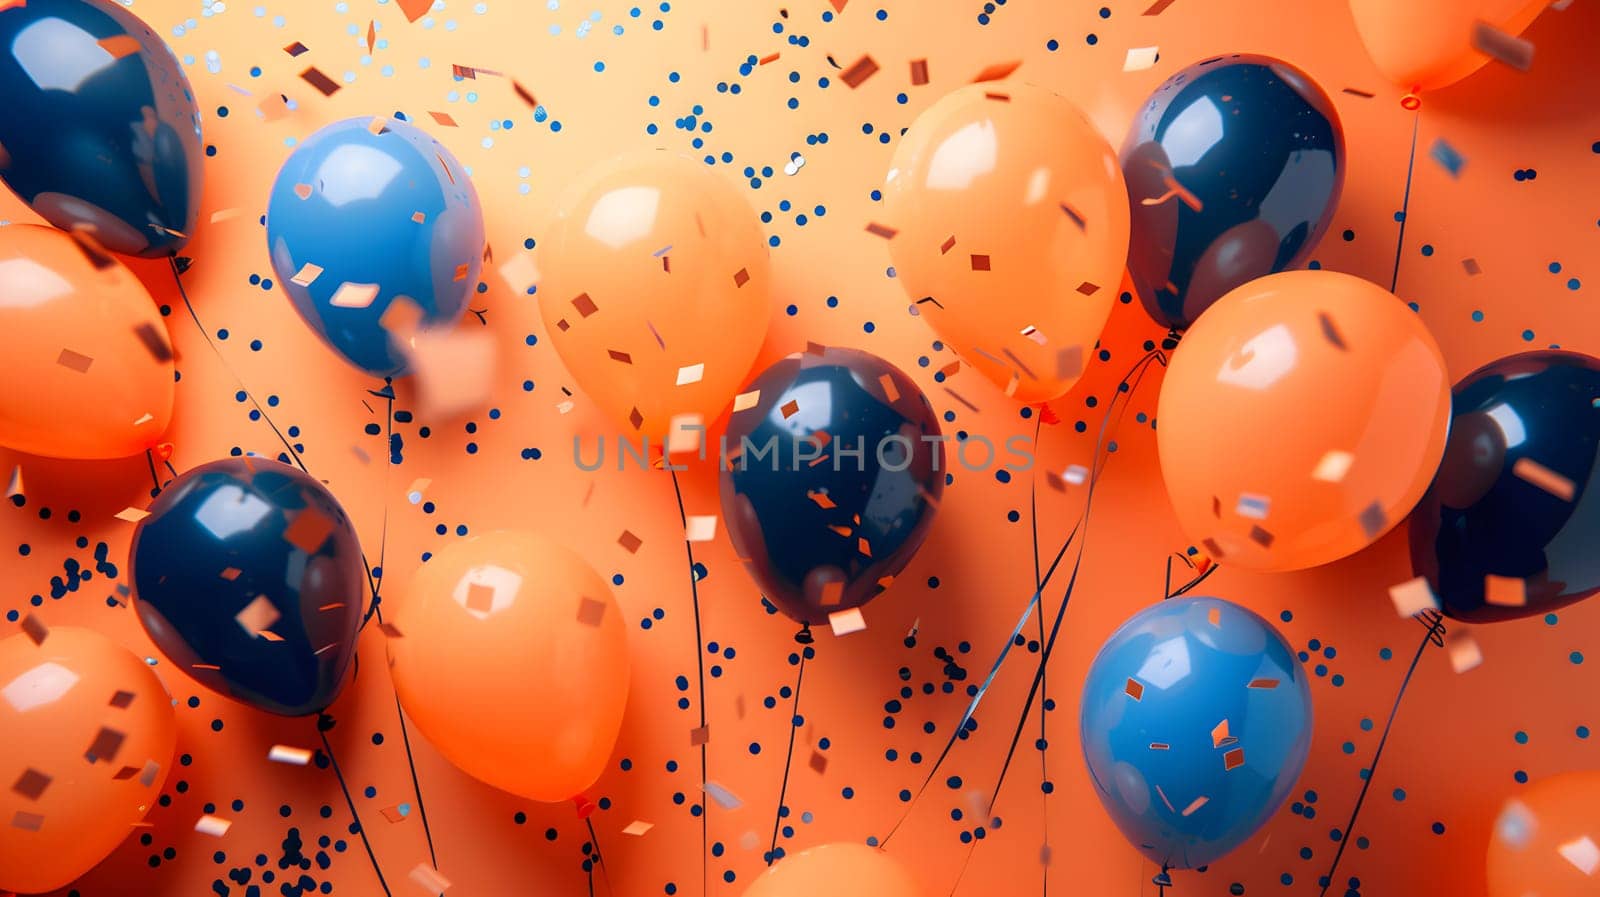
[
  {"x1": 1409, "y1": 351, "x2": 1600, "y2": 624},
  {"x1": 130, "y1": 458, "x2": 365, "y2": 716},
  {"x1": 0, "y1": 0, "x2": 202, "y2": 257},
  {"x1": 266, "y1": 117, "x2": 485, "y2": 376},
  {"x1": 1123, "y1": 55, "x2": 1344, "y2": 331},
  {"x1": 719, "y1": 347, "x2": 944, "y2": 626},
  {"x1": 1079, "y1": 597, "x2": 1312, "y2": 870}
]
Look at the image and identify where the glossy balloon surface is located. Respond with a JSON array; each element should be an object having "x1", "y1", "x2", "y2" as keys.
[
  {"x1": 1080, "y1": 597, "x2": 1312, "y2": 870},
  {"x1": 1486, "y1": 770, "x2": 1600, "y2": 897},
  {"x1": 742, "y1": 842, "x2": 925, "y2": 897},
  {"x1": 1408, "y1": 351, "x2": 1600, "y2": 623},
  {"x1": 884, "y1": 82, "x2": 1130, "y2": 402},
  {"x1": 0, "y1": 223, "x2": 174, "y2": 459},
  {"x1": 0, "y1": 0, "x2": 202, "y2": 257},
  {"x1": 266, "y1": 117, "x2": 485, "y2": 376},
  {"x1": 0, "y1": 626, "x2": 176, "y2": 894},
  {"x1": 387, "y1": 531, "x2": 630, "y2": 802},
  {"x1": 1157, "y1": 270, "x2": 1451, "y2": 572},
  {"x1": 1124, "y1": 55, "x2": 1344, "y2": 331},
  {"x1": 720, "y1": 347, "x2": 944, "y2": 626},
  {"x1": 1349, "y1": 0, "x2": 1546, "y2": 93},
  {"x1": 130, "y1": 458, "x2": 365, "y2": 716},
  {"x1": 538, "y1": 150, "x2": 772, "y2": 439}
]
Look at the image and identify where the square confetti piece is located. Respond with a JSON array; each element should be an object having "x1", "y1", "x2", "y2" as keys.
[
  {"x1": 1463, "y1": 258, "x2": 1482, "y2": 276},
  {"x1": 11, "y1": 811, "x2": 43, "y2": 832},
  {"x1": 840, "y1": 55, "x2": 878, "y2": 88},
  {"x1": 429, "y1": 111, "x2": 458, "y2": 127},
  {"x1": 406, "y1": 328, "x2": 497, "y2": 419},
  {"x1": 12, "y1": 769, "x2": 49, "y2": 801},
  {"x1": 809, "y1": 750, "x2": 828, "y2": 774},
  {"x1": 84, "y1": 727, "x2": 125, "y2": 764},
  {"x1": 300, "y1": 66, "x2": 341, "y2": 96},
  {"x1": 577, "y1": 597, "x2": 607, "y2": 627},
  {"x1": 1513, "y1": 457, "x2": 1575, "y2": 500},
  {"x1": 1484, "y1": 574, "x2": 1527, "y2": 608},
  {"x1": 381, "y1": 805, "x2": 411, "y2": 823},
  {"x1": 283, "y1": 41, "x2": 309, "y2": 57},
  {"x1": 703, "y1": 782, "x2": 742, "y2": 810},
  {"x1": 269, "y1": 745, "x2": 313, "y2": 765},
  {"x1": 621, "y1": 820, "x2": 654, "y2": 836},
  {"x1": 970, "y1": 254, "x2": 991, "y2": 271},
  {"x1": 109, "y1": 690, "x2": 136, "y2": 708},
  {"x1": 1388, "y1": 576, "x2": 1438, "y2": 617},
  {"x1": 676, "y1": 363, "x2": 705, "y2": 386},
  {"x1": 283, "y1": 509, "x2": 335, "y2": 553},
  {"x1": 828, "y1": 608, "x2": 866, "y2": 636},
  {"x1": 97, "y1": 34, "x2": 141, "y2": 59},
  {"x1": 1124, "y1": 678, "x2": 1144, "y2": 701},
  {"x1": 780, "y1": 399, "x2": 800, "y2": 419},
  {"x1": 1446, "y1": 630, "x2": 1484, "y2": 673},
  {"x1": 690, "y1": 725, "x2": 710, "y2": 746},
  {"x1": 56, "y1": 348, "x2": 93, "y2": 373},
  {"x1": 1471, "y1": 21, "x2": 1533, "y2": 71},
  {"x1": 194, "y1": 815, "x2": 232, "y2": 837},
  {"x1": 686, "y1": 516, "x2": 717, "y2": 542},
  {"x1": 409, "y1": 864, "x2": 451, "y2": 894},
  {"x1": 1429, "y1": 138, "x2": 1466, "y2": 177},
  {"x1": 329, "y1": 282, "x2": 380, "y2": 309},
  {"x1": 20, "y1": 613, "x2": 47, "y2": 645},
  {"x1": 112, "y1": 765, "x2": 141, "y2": 781},
  {"x1": 134, "y1": 322, "x2": 173, "y2": 362},
  {"x1": 1312, "y1": 450, "x2": 1354, "y2": 483},
  {"x1": 733, "y1": 390, "x2": 761, "y2": 412},
  {"x1": 667, "y1": 413, "x2": 705, "y2": 455},
  {"x1": 1357, "y1": 502, "x2": 1388, "y2": 539},
  {"x1": 290, "y1": 263, "x2": 324, "y2": 287},
  {"x1": 138, "y1": 759, "x2": 160, "y2": 787},
  {"x1": 1557, "y1": 835, "x2": 1599, "y2": 876},
  {"x1": 733, "y1": 267, "x2": 750, "y2": 288},
  {"x1": 114, "y1": 506, "x2": 149, "y2": 523},
  {"x1": 233, "y1": 594, "x2": 280, "y2": 636},
  {"x1": 972, "y1": 60, "x2": 1021, "y2": 82},
  {"x1": 1124, "y1": 46, "x2": 1160, "y2": 71},
  {"x1": 910, "y1": 59, "x2": 929, "y2": 85},
  {"x1": 618, "y1": 530, "x2": 643, "y2": 553}
]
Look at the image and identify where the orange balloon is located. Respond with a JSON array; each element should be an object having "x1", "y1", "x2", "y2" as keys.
[
  {"x1": 1487, "y1": 771, "x2": 1600, "y2": 897},
  {"x1": 742, "y1": 843, "x2": 925, "y2": 897},
  {"x1": 1156, "y1": 270, "x2": 1451, "y2": 572},
  {"x1": 0, "y1": 626, "x2": 177, "y2": 895},
  {"x1": 0, "y1": 224, "x2": 175, "y2": 459},
  {"x1": 387, "y1": 531, "x2": 629, "y2": 802},
  {"x1": 537, "y1": 151, "x2": 771, "y2": 440},
  {"x1": 883, "y1": 82, "x2": 1130, "y2": 403},
  {"x1": 1348, "y1": 0, "x2": 1546, "y2": 93}
]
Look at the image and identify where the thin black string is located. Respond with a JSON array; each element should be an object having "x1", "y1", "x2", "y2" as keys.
[
  {"x1": 171, "y1": 259, "x2": 309, "y2": 473},
  {"x1": 1027, "y1": 415, "x2": 1049, "y2": 897},
  {"x1": 668, "y1": 467, "x2": 710, "y2": 896},
  {"x1": 1388, "y1": 107, "x2": 1422, "y2": 295},
  {"x1": 1316, "y1": 612, "x2": 1445, "y2": 896},
  {"x1": 318, "y1": 722, "x2": 393, "y2": 897},
  {"x1": 882, "y1": 349, "x2": 1164, "y2": 852},
  {"x1": 174, "y1": 261, "x2": 437, "y2": 886},
  {"x1": 767, "y1": 633, "x2": 812, "y2": 864},
  {"x1": 585, "y1": 817, "x2": 612, "y2": 896},
  {"x1": 144, "y1": 448, "x2": 165, "y2": 497},
  {"x1": 983, "y1": 350, "x2": 1168, "y2": 817}
]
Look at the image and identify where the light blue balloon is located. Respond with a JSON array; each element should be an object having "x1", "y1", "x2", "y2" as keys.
[
  {"x1": 1079, "y1": 597, "x2": 1312, "y2": 871},
  {"x1": 265, "y1": 117, "x2": 484, "y2": 375}
]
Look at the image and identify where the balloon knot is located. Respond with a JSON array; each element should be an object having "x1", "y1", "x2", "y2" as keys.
[{"x1": 794, "y1": 623, "x2": 814, "y2": 645}]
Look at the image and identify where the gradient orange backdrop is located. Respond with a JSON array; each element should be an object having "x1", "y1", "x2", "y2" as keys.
[{"x1": 2, "y1": 1, "x2": 1598, "y2": 895}]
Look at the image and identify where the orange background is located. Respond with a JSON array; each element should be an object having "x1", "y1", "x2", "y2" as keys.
[{"x1": 3, "y1": 0, "x2": 1599, "y2": 895}]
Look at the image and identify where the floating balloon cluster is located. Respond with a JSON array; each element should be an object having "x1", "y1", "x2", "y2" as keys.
[{"x1": 0, "y1": 0, "x2": 1592, "y2": 895}]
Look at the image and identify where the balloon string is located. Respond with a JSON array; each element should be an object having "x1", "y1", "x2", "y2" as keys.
[
  {"x1": 172, "y1": 262, "x2": 440, "y2": 883},
  {"x1": 170, "y1": 258, "x2": 309, "y2": 473},
  {"x1": 1026, "y1": 415, "x2": 1050, "y2": 897},
  {"x1": 318, "y1": 720, "x2": 394, "y2": 897},
  {"x1": 1388, "y1": 107, "x2": 1422, "y2": 295},
  {"x1": 668, "y1": 466, "x2": 710, "y2": 896},
  {"x1": 1315, "y1": 611, "x2": 1446, "y2": 897},
  {"x1": 766, "y1": 631, "x2": 813, "y2": 865},
  {"x1": 1163, "y1": 553, "x2": 1218, "y2": 601},
  {"x1": 879, "y1": 348, "x2": 1166, "y2": 851},
  {"x1": 982, "y1": 349, "x2": 1168, "y2": 819},
  {"x1": 584, "y1": 817, "x2": 613, "y2": 896},
  {"x1": 144, "y1": 448, "x2": 165, "y2": 497}
]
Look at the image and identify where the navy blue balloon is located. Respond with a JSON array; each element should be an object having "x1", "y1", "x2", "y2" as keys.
[
  {"x1": 719, "y1": 347, "x2": 944, "y2": 626},
  {"x1": 1124, "y1": 55, "x2": 1344, "y2": 332},
  {"x1": 0, "y1": 0, "x2": 202, "y2": 257},
  {"x1": 130, "y1": 458, "x2": 366, "y2": 716},
  {"x1": 1409, "y1": 351, "x2": 1600, "y2": 624},
  {"x1": 1080, "y1": 597, "x2": 1312, "y2": 871},
  {"x1": 266, "y1": 117, "x2": 485, "y2": 376}
]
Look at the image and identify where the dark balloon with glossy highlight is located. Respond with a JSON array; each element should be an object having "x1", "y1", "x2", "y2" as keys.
[
  {"x1": 1409, "y1": 351, "x2": 1600, "y2": 624},
  {"x1": 130, "y1": 458, "x2": 366, "y2": 716},
  {"x1": 720, "y1": 348, "x2": 944, "y2": 627},
  {"x1": 0, "y1": 0, "x2": 202, "y2": 257},
  {"x1": 1123, "y1": 55, "x2": 1344, "y2": 331}
]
